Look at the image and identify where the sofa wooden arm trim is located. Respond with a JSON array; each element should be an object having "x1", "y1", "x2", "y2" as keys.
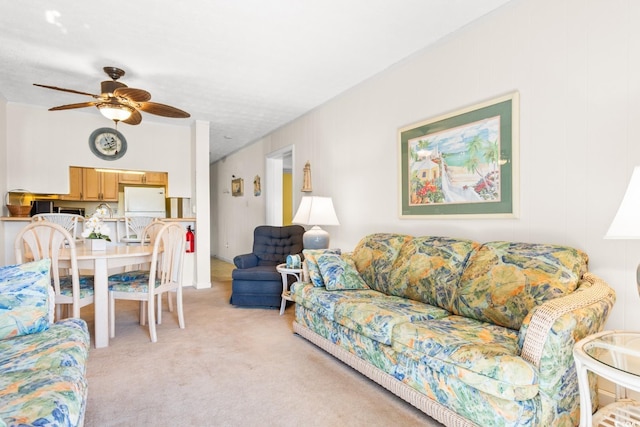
[
  {"x1": 520, "y1": 272, "x2": 615, "y2": 367},
  {"x1": 293, "y1": 321, "x2": 479, "y2": 427}
]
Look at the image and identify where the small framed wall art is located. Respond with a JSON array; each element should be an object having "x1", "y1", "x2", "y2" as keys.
[
  {"x1": 253, "y1": 175, "x2": 261, "y2": 196},
  {"x1": 302, "y1": 161, "x2": 312, "y2": 192},
  {"x1": 399, "y1": 92, "x2": 519, "y2": 219},
  {"x1": 232, "y1": 178, "x2": 244, "y2": 197}
]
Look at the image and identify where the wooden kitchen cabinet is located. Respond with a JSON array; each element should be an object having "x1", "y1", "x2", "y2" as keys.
[
  {"x1": 119, "y1": 171, "x2": 167, "y2": 186},
  {"x1": 61, "y1": 167, "x2": 165, "y2": 201},
  {"x1": 62, "y1": 167, "x2": 118, "y2": 201},
  {"x1": 82, "y1": 169, "x2": 118, "y2": 201},
  {"x1": 60, "y1": 167, "x2": 83, "y2": 201},
  {"x1": 118, "y1": 172, "x2": 144, "y2": 184},
  {"x1": 102, "y1": 173, "x2": 119, "y2": 200},
  {"x1": 142, "y1": 172, "x2": 167, "y2": 186}
]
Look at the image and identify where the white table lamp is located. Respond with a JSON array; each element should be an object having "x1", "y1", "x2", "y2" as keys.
[
  {"x1": 292, "y1": 196, "x2": 339, "y2": 249},
  {"x1": 605, "y1": 166, "x2": 640, "y2": 294}
]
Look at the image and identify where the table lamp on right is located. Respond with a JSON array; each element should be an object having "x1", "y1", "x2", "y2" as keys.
[
  {"x1": 292, "y1": 196, "x2": 339, "y2": 249},
  {"x1": 605, "y1": 166, "x2": 640, "y2": 294}
]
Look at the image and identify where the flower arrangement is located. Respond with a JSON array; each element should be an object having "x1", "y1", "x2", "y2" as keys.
[{"x1": 82, "y1": 207, "x2": 111, "y2": 241}]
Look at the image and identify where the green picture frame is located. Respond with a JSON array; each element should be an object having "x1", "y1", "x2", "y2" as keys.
[{"x1": 399, "y1": 92, "x2": 519, "y2": 218}]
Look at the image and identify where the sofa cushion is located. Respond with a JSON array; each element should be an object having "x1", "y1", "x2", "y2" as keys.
[
  {"x1": 0, "y1": 366, "x2": 88, "y2": 427},
  {"x1": 231, "y1": 265, "x2": 281, "y2": 282},
  {"x1": 387, "y1": 236, "x2": 479, "y2": 310},
  {"x1": 0, "y1": 318, "x2": 89, "y2": 427},
  {"x1": 451, "y1": 241, "x2": 588, "y2": 330},
  {"x1": 333, "y1": 295, "x2": 450, "y2": 345},
  {"x1": 393, "y1": 315, "x2": 538, "y2": 401},
  {"x1": 303, "y1": 249, "x2": 341, "y2": 287},
  {"x1": 290, "y1": 282, "x2": 382, "y2": 321},
  {"x1": 317, "y1": 253, "x2": 370, "y2": 291},
  {"x1": 0, "y1": 318, "x2": 89, "y2": 374},
  {"x1": 0, "y1": 259, "x2": 51, "y2": 340},
  {"x1": 350, "y1": 233, "x2": 412, "y2": 292}
]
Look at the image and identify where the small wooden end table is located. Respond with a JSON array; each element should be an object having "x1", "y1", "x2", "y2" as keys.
[
  {"x1": 276, "y1": 263, "x2": 303, "y2": 315},
  {"x1": 573, "y1": 330, "x2": 640, "y2": 426}
]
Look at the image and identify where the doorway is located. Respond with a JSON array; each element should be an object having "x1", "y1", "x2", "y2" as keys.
[{"x1": 265, "y1": 145, "x2": 294, "y2": 226}]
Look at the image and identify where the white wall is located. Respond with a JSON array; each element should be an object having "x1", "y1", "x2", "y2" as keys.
[
  {"x1": 211, "y1": 0, "x2": 640, "y2": 331},
  {"x1": 0, "y1": 95, "x2": 7, "y2": 264},
  {"x1": 6, "y1": 103, "x2": 192, "y2": 197},
  {"x1": 211, "y1": 141, "x2": 268, "y2": 260},
  {"x1": 192, "y1": 120, "x2": 211, "y2": 288}
]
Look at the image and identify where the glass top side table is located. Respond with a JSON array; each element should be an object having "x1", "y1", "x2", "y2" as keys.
[
  {"x1": 573, "y1": 330, "x2": 640, "y2": 426},
  {"x1": 276, "y1": 263, "x2": 303, "y2": 316}
]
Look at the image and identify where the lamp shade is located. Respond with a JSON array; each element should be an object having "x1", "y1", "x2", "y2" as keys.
[
  {"x1": 605, "y1": 166, "x2": 640, "y2": 239},
  {"x1": 292, "y1": 196, "x2": 340, "y2": 226}
]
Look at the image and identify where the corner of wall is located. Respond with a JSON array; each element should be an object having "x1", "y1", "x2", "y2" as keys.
[{"x1": 0, "y1": 97, "x2": 8, "y2": 264}]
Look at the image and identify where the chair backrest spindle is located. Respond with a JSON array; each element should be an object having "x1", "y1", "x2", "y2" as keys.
[
  {"x1": 122, "y1": 216, "x2": 157, "y2": 244},
  {"x1": 32, "y1": 213, "x2": 84, "y2": 240}
]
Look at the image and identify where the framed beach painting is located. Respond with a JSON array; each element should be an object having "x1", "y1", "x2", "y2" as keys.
[{"x1": 399, "y1": 92, "x2": 519, "y2": 218}]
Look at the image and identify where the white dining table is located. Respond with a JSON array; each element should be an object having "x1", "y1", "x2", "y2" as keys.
[{"x1": 59, "y1": 244, "x2": 153, "y2": 348}]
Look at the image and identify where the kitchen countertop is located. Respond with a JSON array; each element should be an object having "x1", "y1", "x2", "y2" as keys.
[{"x1": 1, "y1": 217, "x2": 196, "y2": 222}]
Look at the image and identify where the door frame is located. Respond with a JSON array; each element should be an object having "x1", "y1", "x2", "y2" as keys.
[{"x1": 265, "y1": 145, "x2": 294, "y2": 226}]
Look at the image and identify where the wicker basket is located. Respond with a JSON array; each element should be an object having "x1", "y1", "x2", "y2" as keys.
[
  {"x1": 5, "y1": 190, "x2": 32, "y2": 217},
  {"x1": 7, "y1": 204, "x2": 32, "y2": 217}
]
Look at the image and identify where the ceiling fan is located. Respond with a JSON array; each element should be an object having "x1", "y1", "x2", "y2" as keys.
[{"x1": 33, "y1": 66, "x2": 190, "y2": 125}]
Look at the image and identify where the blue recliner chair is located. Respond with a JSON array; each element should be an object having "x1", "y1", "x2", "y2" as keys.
[{"x1": 231, "y1": 225, "x2": 305, "y2": 308}]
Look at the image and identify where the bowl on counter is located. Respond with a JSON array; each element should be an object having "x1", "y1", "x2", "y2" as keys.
[
  {"x1": 7, "y1": 205, "x2": 32, "y2": 217},
  {"x1": 5, "y1": 190, "x2": 33, "y2": 217}
]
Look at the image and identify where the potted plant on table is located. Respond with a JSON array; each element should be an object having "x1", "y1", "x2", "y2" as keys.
[{"x1": 82, "y1": 207, "x2": 111, "y2": 250}]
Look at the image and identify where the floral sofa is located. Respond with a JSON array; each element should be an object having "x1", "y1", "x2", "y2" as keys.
[
  {"x1": 290, "y1": 234, "x2": 616, "y2": 427},
  {"x1": 0, "y1": 259, "x2": 90, "y2": 427}
]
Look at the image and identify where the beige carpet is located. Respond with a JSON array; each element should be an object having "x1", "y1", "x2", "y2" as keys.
[{"x1": 82, "y1": 259, "x2": 443, "y2": 426}]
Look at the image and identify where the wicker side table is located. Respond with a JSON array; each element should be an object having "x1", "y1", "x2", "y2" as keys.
[
  {"x1": 573, "y1": 330, "x2": 640, "y2": 426},
  {"x1": 276, "y1": 263, "x2": 303, "y2": 315}
]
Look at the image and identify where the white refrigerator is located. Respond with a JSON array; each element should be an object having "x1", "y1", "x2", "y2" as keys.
[{"x1": 123, "y1": 187, "x2": 166, "y2": 217}]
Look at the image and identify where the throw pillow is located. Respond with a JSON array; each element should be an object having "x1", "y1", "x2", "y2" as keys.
[
  {"x1": 317, "y1": 253, "x2": 370, "y2": 291},
  {"x1": 303, "y1": 248, "x2": 341, "y2": 287},
  {"x1": 0, "y1": 259, "x2": 52, "y2": 340}
]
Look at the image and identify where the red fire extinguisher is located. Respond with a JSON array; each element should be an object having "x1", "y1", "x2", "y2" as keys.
[{"x1": 186, "y1": 226, "x2": 195, "y2": 253}]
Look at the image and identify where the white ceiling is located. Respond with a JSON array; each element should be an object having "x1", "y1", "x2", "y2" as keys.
[{"x1": 0, "y1": 0, "x2": 512, "y2": 164}]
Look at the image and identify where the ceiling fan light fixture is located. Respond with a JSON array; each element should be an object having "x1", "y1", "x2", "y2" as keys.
[
  {"x1": 35, "y1": 67, "x2": 188, "y2": 126},
  {"x1": 98, "y1": 103, "x2": 133, "y2": 122}
]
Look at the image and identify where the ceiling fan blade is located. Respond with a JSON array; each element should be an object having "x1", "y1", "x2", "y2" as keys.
[
  {"x1": 113, "y1": 87, "x2": 151, "y2": 102},
  {"x1": 33, "y1": 83, "x2": 98, "y2": 98},
  {"x1": 122, "y1": 109, "x2": 142, "y2": 125},
  {"x1": 138, "y1": 101, "x2": 190, "y2": 118},
  {"x1": 49, "y1": 101, "x2": 98, "y2": 111}
]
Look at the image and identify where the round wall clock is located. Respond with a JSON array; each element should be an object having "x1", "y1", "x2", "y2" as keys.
[{"x1": 89, "y1": 128, "x2": 127, "y2": 160}]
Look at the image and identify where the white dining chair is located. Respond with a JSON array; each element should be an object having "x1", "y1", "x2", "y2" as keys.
[
  {"x1": 108, "y1": 222, "x2": 185, "y2": 342},
  {"x1": 15, "y1": 221, "x2": 94, "y2": 320},
  {"x1": 109, "y1": 220, "x2": 167, "y2": 324},
  {"x1": 120, "y1": 216, "x2": 157, "y2": 245},
  {"x1": 32, "y1": 213, "x2": 84, "y2": 240}
]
